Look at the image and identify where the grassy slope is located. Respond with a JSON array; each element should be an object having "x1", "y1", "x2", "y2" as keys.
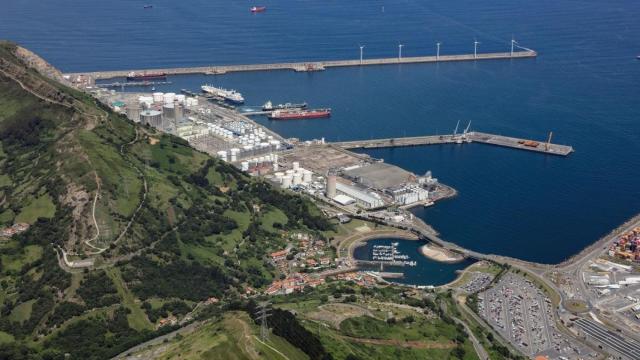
[{"x1": 127, "y1": 312, "x2": 309, "y2": 360}]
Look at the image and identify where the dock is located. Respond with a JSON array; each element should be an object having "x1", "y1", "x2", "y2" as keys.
[
  {"x1": 96, "y1": 81, "x2": 172, "y2": 88},
  {"x1": 332, "y1": 131, "x2": 574, "y2": 156},
  {"x1": 354, "y1": 259, "x2": 408, "y2": 267},
  {"x1": 65, "y1": 50, "x2": 537, "y2": 81}
]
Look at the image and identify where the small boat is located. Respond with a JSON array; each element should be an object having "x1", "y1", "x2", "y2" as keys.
[
  {"x1": 637, "y1": 55, "x2": 640, "y2": 60},
  {"x1": 143, "y1": 5, "x2": 153, "y2": 9},
  {"x1": 250, "y1": 6, "x2": 266, "y2": 13}
]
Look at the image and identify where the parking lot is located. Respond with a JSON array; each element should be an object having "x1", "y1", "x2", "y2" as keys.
[{"x1": 478, "y1": 272, "x2": 596, "y2": 359}]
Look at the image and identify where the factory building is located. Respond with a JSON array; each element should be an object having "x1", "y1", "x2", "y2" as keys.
[
  {"x1": 334, "y1": 182, "x2": 384, "y2": 209},
  {"x1": 386, "y1": 185, "x2": 429, "y2": 205}
]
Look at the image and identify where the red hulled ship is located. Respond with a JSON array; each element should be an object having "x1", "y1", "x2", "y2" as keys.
[
  {"x1": 126, "y1": 71, "x2": 167, "y2": 81},
  {"x1": 268, "y1": 108, "x2": 331, "y2": 120}
]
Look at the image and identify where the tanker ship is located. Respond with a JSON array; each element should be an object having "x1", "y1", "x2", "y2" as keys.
[
  {"x1": 268, "y1": 108, "x2": 331, "y2": 120},
  {"x1": 262, "y1": 101, "x2": 308, "y2": 111},
  {"x1": 201, "y1": 85, "x2": 245, "y2": 104},
  {"x1": 126, "y1": 71, "x2": 167, "y2": 81}
]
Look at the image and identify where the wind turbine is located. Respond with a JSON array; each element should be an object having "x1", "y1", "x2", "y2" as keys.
[{"x1": 474, "y1": 39, "x2": 480, "y2": 59}]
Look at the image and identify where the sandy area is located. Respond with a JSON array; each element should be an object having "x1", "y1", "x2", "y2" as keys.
[{"x1": 420, "y1": 244, "x2": 465, "y2": 263}]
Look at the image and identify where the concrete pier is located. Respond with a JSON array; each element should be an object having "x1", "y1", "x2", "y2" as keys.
[
  {"x1": 65, "y1": 50, "x2": 537, "y2": 81},
  {"x1": 332, "y1": 131, "x2": 574, "y2": 156}
]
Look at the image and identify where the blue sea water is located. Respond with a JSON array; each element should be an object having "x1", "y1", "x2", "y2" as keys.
[
  {"x1": 1, "y1": 0, "x2": 639, "y2": 266},
  {"x1": 352, "y1": 238, "x2": 475, "y2": 286}
]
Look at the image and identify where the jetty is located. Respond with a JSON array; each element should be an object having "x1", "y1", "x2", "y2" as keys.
[
  {"x1": 331, "y1": 131, "x2": 574, "y2": 156},
  {"x1": 65, "y1": 50, "x2": 537, "y2": 81}
]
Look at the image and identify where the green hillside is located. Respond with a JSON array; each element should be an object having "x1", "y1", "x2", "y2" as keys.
[{"x1": 0, "y1": 41, "x2": 333, "y2": 359}]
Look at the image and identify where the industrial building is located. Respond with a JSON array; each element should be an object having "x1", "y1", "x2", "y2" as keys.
[{"x1": 334, "y1": 182, "x2": 384, "y2": 209}]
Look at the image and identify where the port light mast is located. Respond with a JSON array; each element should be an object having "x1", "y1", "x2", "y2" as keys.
[
  {"x1": 398, "y1": 44, "x2": 404, "y2": 60},
  {"x1": 510, "y1": 36, "x2": 516, "y2": 57},
  {"x1": 359, "y1": 45, "x2": 365, "y2": 65},
  {"x1": 436, "y1": 42, "x2": 441, "y2": 60}
]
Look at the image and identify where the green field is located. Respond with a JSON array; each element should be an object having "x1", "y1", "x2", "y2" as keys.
[
  {"x1": 9, "y1": 299, "x2": 36, "y2": 324},
  {"x1": 106, "y1": 268, "x2": 153, "y2": 331},
  {"x1": 1, "y1": 244, "x2": 43, "y2": 272},
  {"x1": 0, "y1": 331, "x2": 14, "y2": 344},
  {"x1": 14, "y1": 194, "x2": 55, "y2": 224}
]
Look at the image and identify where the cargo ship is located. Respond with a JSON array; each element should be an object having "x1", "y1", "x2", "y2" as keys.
[
  {"x1": 250, "y1": 6, "x2": 266, "y2": 12},
  {"x1": 262, "y1": 100, "x2": 307, "y2": 111},
  {"x1": 126, "y1": 71, "x2": 166, "y2": 81},
  {"x1": 268, "y1": 108, "x2": 331, "y2": 120},
  {"x1": 201, "y1": 85, "x2": 245, "y2": 104}
]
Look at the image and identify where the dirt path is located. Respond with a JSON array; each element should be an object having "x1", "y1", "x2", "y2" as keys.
[
  {"x1": 341, "y1": 335, "x2": 456, "y2": 349},
  {"x1": 253, "y1": 336, "x2": 289, "y2": 360}
]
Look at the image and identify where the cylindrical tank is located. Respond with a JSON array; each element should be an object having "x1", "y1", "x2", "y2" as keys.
[
  {"x1": 152, "y1": 92, "x2": 164, "y2": 103},
  {"x1": 292, "y1": 173, "x2": 303, "y2": 185},
  {"x1": 163, "y1": 92, "x2": 176, "y2": 104},
  {"x1": 292, "y1": 162, "x2": 300, "y2": 170},
  {"x1": 326, "y1": 173, "x2": 337, "y2": 198},
  {"x1": 230, "y1": 154, "x2": 237, "y2": 162},
  {"x1": 174, "y1": 104, "x2": 183, "y2": 122},
  {"x1": 140, "y1": 110, "x2": 163, "y2": 127},
  {"x1": 126, "y1": 102, "x2": 141, "y2": 123},
  {"x1": 281, "y1": 175, "x2": 292, "y2": 189},
  {"x1": 303, "y1": 170, "x2": 313, "y2": 183},
  {"x1": 241, "y1": 161, "x2": 249, "y2": 171},
  {"x1": 285, "y1": 169, "x2": 296, "y2": 176},
  {"x1": 175, "y1": 94, "x2": 186, "y2": 104},
  {"x1": 216, "y1": 151, "x2": 227, "y2": 161}
]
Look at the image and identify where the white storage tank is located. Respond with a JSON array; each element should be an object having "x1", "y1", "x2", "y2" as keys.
[
  {"x1": 216, "y1": 150, "x2": 228, "y2": 161},
  {"x1": 175, "y1": 94, "x2": 186, "y2": 104},
  {"x1": 281, "y1": 175, "x2": 292, "y2": 189},
  {"x1": 292, "y1": 173, "x2": 303, "y2": 185},
  {"x1": 292, "y1": 162, "x2": 300, "y2": 170},
  {"x1": 241, "y1": 161, "x2": 249, "y2": 171},
  {"x1": 152, "y1": 92, "x2": 164, "y2": 103},
  {"x1": 285, "y1": 169, "x2": 296, "y2": 175},
  {"x1": 163, "y1": 92, "x2": 176, "y2": 104},
  {"x1": 303, "y1": 170, "x2": 313, "y2": 183}
]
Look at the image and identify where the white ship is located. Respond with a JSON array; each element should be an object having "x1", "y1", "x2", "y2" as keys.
[{"x1": 201, "y1": 84, "x2": 244, "y2": 104}]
